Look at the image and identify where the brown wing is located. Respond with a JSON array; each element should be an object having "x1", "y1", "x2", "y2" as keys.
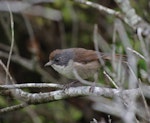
[
  {"x1": 73, "y1": 48, "x2": 126, "y2": 63},
  {"x1": 73, "y1": 48, "x2": 98, "y2": 63}
]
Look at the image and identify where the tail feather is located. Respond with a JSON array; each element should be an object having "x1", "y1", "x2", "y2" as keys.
[{"x1": 99, "y1": 52, "x2": 127, "y2": 62}]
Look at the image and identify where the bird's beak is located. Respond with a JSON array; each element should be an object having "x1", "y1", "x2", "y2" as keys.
[{"x1": 45, "y1": 61, "x2": 52, "y2": 67}]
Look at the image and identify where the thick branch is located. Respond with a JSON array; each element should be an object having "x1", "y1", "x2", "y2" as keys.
[
  {"x1": 115, "y1": 0, "x2": 150, "y2": 39},
  {"x1": 1, "y1": 85, "x2": 148, "y2": 114}
]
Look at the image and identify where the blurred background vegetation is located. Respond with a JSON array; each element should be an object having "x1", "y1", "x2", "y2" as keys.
[{"x1": 0, "y1": 0, "x2": 150, "y2": 123}]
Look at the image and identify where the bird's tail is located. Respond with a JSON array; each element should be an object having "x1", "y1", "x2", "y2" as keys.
[{"x1": 98, "y1": 52, "x2": 127, "y2": 63}]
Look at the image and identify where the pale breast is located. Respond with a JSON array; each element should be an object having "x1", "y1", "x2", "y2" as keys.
[{"x1": 52, "y1": 60, "x2": 100, "y2": 79}]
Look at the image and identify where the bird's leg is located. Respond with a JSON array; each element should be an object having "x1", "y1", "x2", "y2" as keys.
[
  {"x1": 63, "y1": 80, "x2": 79, "y2": 90},
  {"x1": 89, "y1": 72, "x2": 98, "y2": 92}
]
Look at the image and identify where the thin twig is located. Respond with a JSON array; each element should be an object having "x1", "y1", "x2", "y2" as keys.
[
  {"x1": 0, "y1": 60, "x2": 14, "y2": 83},
  {"x1": 0, "y1": 103, "x2": 28, "y2": 114},
  {"x1": 137, "y1": 28, "x2": 149, "y2": 60},
  {"x1": 0, "y1": 83, "x2": 63, "y2": 89},
  {"x1": 73, "y1": 68, "x2": 94, "y2": 86},
  {"x1": 5, "y1": 2, "x2": 15, "y2": 84},
  {"x1": 126, "y1": 62, "x2": 138, "y2": 83},
  {"x1": 74, "y1": 0, "x2": 123, "y2": 19},
  {"x1": 103, "y1": 71, "x2": 119, "y2": 89},
  {"x1": 93, "y1": 24, "x2": 105, "y2": 67},
  {"x1": 127, "y1": 47, "x2": 146, "y2": 61}
]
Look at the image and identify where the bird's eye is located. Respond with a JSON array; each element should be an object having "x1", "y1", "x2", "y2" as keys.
[{"x1": 54, "y1": 58, "x2": 60, "y2": 62}]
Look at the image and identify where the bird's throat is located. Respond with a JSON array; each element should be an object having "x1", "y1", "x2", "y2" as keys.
[{"x1": 51, "y1": 60, "x2": 75, "y2": 79}]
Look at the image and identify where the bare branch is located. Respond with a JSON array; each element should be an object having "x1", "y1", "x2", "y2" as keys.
[
  {"x1": 74, "y1": 0, "x2": 150, "y2": 41},
  {"x1": 74, "y1": 0, "x2": 123, "y2": 19},
  {"x1": 0, "y1": 83, "x2": 63, "y2": 89},
  {"x1": 103, "y1": 71, "x2": 119, "y2": 89},
  {"x1": 127, "y1": 47, "x2": 146, "y2": 61},
  {"x1": 0, "y1": 103, "x2": 28, "y2": 114},
  {"x1": 1, "y1": 85, "x2": 149, "y2": 114},
  {"x1": 5, "y1": 2, "x2": 15, "y2": 84},
  {"x1": 115, "y1": 0, "x2": 150, "y2": 40}
]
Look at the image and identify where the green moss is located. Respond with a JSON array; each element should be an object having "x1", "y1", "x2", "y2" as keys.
[{"x1": 0, "y1": 96, "x2": 7, "y2": 106}]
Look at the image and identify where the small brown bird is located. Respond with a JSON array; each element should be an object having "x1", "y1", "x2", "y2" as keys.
[{"x1": 45, "y1": 48, "x2": 125, "y2": 79}]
